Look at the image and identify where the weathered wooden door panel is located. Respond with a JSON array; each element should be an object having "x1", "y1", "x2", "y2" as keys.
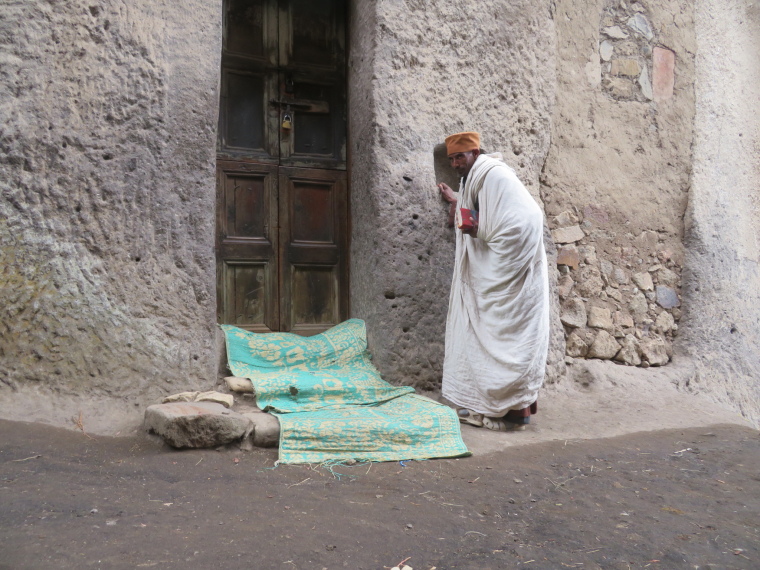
[
  {"x1": 277, "y1": 0, "x2": 346, "y2": 169},
  {"x1": 218, "y1": 0, "x2": 279, "y2": 163},
  {"x1": 278, "y1": 167, "x2": 348, "y2": 335},
  {"x1": 219, "y1": 69, "x2": 279, "y2": 161},
  {"x1": 216, "y1": 0, "x2": 348, "y2": 334},
  {"x1": 216, "y1": 160, "x2": 279, "y2": 332}
]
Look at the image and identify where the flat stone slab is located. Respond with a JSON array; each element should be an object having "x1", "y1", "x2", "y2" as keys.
[
  {"x1": 144, "y1": 402, "x2": 252, "y2": 449},
  {"x1": 656, "y1": 285, "x2": 680, "y2": 309},
  {"x1": 241, "y1": 410, "x2": 280, "y2": 448},
  {"x1": 552, "y1": 225, "x2": 585, "y2": 244}
]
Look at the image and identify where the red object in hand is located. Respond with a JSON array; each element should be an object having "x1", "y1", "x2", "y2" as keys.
[{"x1": 456, "y1": 208, "x2": 478, "y2": 231}]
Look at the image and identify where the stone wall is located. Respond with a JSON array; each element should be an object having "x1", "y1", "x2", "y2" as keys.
[
  {"x1": 544, "y1": 0, "x2": 696, "y2": 369},
  {"x1": 0, "y1": 0, "x2": 221, "y2": 417}
]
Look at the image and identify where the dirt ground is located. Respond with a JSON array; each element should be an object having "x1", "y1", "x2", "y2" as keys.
[{"x1": 1, "y1": 416, "x2": 758, "y2": 570}]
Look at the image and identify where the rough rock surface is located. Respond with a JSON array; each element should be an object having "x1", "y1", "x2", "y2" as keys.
[
  {"x1": 144, "y1": 402, "x2": 251, "y2": 449},
  {"x1": 0, "y1": 0, "x2": 219, "y2": 405}
]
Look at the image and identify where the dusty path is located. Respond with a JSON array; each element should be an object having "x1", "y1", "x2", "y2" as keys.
[{"x1": 1, "y1": 418, "x2": 758, "y2": 570}]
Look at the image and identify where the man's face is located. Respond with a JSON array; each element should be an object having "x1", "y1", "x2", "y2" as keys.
[{"x1": 448, "y1": 150, "x2": 479, "y2": 178}]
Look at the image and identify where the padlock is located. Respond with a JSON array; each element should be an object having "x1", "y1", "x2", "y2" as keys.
[{"x1": 281, "y1": 113, "x2": 292, "y2": 130}]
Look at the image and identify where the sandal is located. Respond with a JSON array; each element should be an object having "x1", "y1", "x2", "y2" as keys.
[
  {"x1": 457, "y1": 408, "x2": 484, "y2": 427},
  {"x1": 483, "y1": 416, "x2": 527, "y2": 431}
]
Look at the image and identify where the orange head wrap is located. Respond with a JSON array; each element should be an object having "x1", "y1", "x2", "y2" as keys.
[{"x1": 445, "y1": 131, "x2": 481, "y2": 155}]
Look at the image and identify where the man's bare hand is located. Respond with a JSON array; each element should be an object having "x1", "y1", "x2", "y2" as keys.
[{"x1": 438, "y1": 183, "x2": 457, "y2": 205}]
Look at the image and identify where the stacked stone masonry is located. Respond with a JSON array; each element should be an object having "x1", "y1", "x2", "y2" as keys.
[
  {"x1": 555, "y1": 209, "x2": 680, "y2": 367},
  {"x1": 543, "y1": 0, "x2": 693, "y2": 370}
]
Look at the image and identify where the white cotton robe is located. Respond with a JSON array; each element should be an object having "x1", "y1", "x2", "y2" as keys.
[{"x1": 442, "y1": 154, "x2": 550, "y2": 417}]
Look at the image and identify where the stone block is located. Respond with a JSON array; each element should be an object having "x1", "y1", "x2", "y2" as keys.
[
  {"x1": 587, "y1": 306, "x2": 613, "y2": 331},
  {"x1": 561, "y1": 298, "x2": 587, "y2": 329},
  {"x1": 565, "y1": 332, "x2": 588, "y2": 358},
  {"x1": 241, "y1": 411, "x2": 280, "y2": 448},
  {"x1": 653, "y1": 47, "x2": 675, "y2": 101},
  {"x1": 553, "y1": 210, "x2": 578, "y2": 227},
  {"x1": 656, "y1": 285, "x2": 680, "y2": 309},
  {"x1": 604, "y1": 76, "x2": 635, "y2": 99},
  {"x1": 607, "y1": 288, "x2": 623, "y2": 302},
  {"x1": 552, "y1": 225, "x2": 585, "y2": 244},
  {"x1": 576, "y1": 267, "x2": 604, "y2": 297},
  {"x1": 632, "y1": 272, "x2": 654, "y2": 291},
  {"x1": 629, "y1": 291, "x2": 649, "y2": 321},
  {"x1": 557, "y1": 246, "x2": 580, "y2": 269},
  {"x1": 639, "y1": 67, "x2": 653, "y2": 100},
  {"x1": 579, "y1": 245, "x2": 597, "y2": 265},
  {"x1": 611, "y1": 59, "x2": 642, "y2": 77},
  {"x1": 144, "y1": 402, "x2": 252, "y2": 449},
  {"x1": 615, "y1": 335, "x2": 642, "y2": 366},
  {"x1": 614, "y1": 310, "x2": 635, "y2": 329},
  {"x1": 655, "y1": 311, "x2": 675, "y2": 332},
  {"x1": 655, "y1": 267, "x2": 678, "y2": 287},
  {"x1": 603, "y1": 26, "x2": 629, "y2": 39},
  {"x1": 600, "y1": 40, "x2": 614, "y2": 62},
  {"x1": 587, "y1": 330, "x2": 621, "y2": 360},
  {"x1": 225, "y1": 376, "x2": 254, "y2": 394},
  {"x1": 627, "y1": 14, "x2": 654, "y2": 40},
  {"x1": 612, "y1": 266, "x2": 629, "y2": 286},
  {"x1": 639, "y1": 337, "x2": 670, "y2": 366},
  {"x1": 558, "y1": 274, "x2": 575, "y2": 299}
]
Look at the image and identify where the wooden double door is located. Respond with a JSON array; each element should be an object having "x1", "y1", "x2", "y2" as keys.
[{"x1": 216, "y1": 0, "x2": 348, "y2": 335}]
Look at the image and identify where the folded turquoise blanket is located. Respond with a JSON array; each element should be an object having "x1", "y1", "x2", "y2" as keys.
[{"x1": 222, "y1": 319, "x2": 470, "y2": 464}]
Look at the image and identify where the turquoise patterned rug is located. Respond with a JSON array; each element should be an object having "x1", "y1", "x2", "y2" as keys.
[{"x1": 222, "y1": 319, "x2": 470, "y2": 464}]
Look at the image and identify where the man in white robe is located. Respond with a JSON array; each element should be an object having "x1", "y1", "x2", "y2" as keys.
[{"x1": 438, "y1": 131, "x2": 549, "y2": 431}]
